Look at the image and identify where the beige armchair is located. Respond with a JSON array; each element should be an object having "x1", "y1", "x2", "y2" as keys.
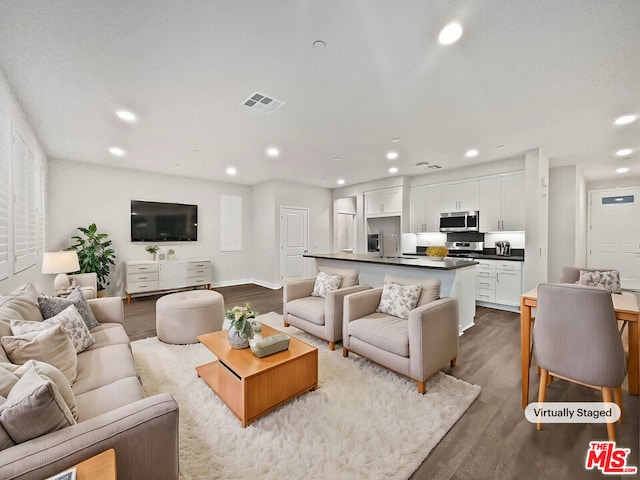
[
  {"x1": 342, "y1": 275, "x2": 459, "y2": 394},
  {"x1": 283, "y1": 266, "x2": 370, "y2": 350}
]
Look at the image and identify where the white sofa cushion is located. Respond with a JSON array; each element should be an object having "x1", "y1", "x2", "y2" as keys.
[
  {"x1": 286, "y1": 296, "x2": 326, "y2": 325},
  {"x1": 348, "y1": 313, "x2": 410, "y2": 357}
]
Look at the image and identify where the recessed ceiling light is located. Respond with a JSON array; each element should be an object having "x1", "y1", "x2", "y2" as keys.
[
  {"x1": 388, "y1": 167, "x2": 398, "y2": 174},
  {"x1": 266, "y1": 147, "x2": 280, "y2": 158},
  {"x1": 615, "y1": 148, "x2": 633, "y2": 157},
  {"x1": 386, "y1": 151, "x2": 399, "y2": 160},
  {"x1": 614, "y1": 115, "x2": 637, "y2": 126},
  {"x1": 438, "y1": 21, "x2": 463, "y2": 46},
  {"x1": 616, "y1": 167, "x2": 629, "y2": 174},
  {"x1": 391, "y1": 138, "x2": 401, "y2": 143},
  {"x1": 108, "y1": 147, "x2": 125, "y2": 157},
  {"x1": 226, "y1": 167, "x2": 237, "y2": 176},
  {"x1": 333, "y1": 157, "x2": 341, "y2": 162},
  {"x1": 337, "y1": 179, "x2": 345, "y2": 185},
  {"x1": 465, "y1": 149, "x2": 479, "y2": 158},
  {"x1": 115, "y1": 110, "x2": 137, "y2": 123}
]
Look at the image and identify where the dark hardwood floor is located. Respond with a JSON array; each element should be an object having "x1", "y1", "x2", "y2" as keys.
[{"x1": 123, "y1": 285, "x2": 639, "y2": 480}]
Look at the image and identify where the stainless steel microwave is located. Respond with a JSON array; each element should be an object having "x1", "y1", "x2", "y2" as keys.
[{"x1": 439, "y1": 211, "x2": 480, "y2": 232}]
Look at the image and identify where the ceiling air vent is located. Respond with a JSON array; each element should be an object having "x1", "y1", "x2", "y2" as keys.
[
  {"x1": 416, "y1": 162, "x2": 443, "y2": 170},
  {"x1": 242, "y1": 92, "x2": 285, "y2": 114}
]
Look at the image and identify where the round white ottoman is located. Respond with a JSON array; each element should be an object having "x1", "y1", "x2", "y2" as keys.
[{"x1": 156, "y1": 290, "x2": 225, "y2": 344}]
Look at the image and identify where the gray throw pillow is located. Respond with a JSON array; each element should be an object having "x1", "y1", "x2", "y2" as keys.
[
  {"x1": 12, "y1": 305, "x2": 95, "y2": 354},
  {"x1": 38, "y1": 288, "x2": 99, "y2": 330},
  {"x1": 0, "y1": 397, "x2": 15, "y2": 451},
  {"x1": 0, "y1": 366, "x2": 76, "y2": 444}
]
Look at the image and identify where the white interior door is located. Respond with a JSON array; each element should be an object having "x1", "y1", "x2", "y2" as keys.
[
  {"x1": 280, "y1": 207, "x2": 309, "y2": 281},
  {"x1": 588, "y1": 188, "x2": 640, "y2": 289}
]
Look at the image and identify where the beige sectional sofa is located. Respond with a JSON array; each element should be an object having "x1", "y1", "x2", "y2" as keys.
[{"x1": 0, "y1": 284, "x2": 179, "y2": 480}]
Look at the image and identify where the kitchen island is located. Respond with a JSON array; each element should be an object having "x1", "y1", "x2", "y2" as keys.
[{"x1": 304, "y1": 253, "x2": 478, "y2": 333}]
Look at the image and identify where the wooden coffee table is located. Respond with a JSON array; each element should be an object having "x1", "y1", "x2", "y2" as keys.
[{"x1": 196, "y1": 323, "x2": 318, "y2": 427}]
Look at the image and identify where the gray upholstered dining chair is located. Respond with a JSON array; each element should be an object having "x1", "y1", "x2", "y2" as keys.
[
  {"x1": 532, "y1": 283, "x2": 626, "y2": 441},
  {"x1": 283, "y1": 266, "x2": 370, "y2": 350},
  {"x1": 342, "y1": 275, "x2": 459, "y2": 394}
]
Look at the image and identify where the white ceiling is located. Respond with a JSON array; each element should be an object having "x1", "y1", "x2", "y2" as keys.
[{"x1": 0, "y1": 1, "x2": 638, "y2": 187}]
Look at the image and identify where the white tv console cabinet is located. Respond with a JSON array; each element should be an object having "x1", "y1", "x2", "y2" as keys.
[{"x1": 125, "y1": 258, "x2": 212, "y2": 303}]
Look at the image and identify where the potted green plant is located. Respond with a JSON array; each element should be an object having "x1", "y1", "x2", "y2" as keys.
[
  {"x1": 226, "y1": 303, "x2": 258, "y2": 349},
  {"x1": 145, "y1": 245, "x2": 159, "y2": 260},
  {"x1": 67, "y1": 223, "x2": 116, "y2": 295}
]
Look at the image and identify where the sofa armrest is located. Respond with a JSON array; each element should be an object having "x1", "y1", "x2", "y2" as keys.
[
  {"x1": 325, "y1": 285, "x2": 371, "y2": 340},
  {"x1": 408, "y1": 297, "x2": 459, "y2": 380},
  {"x1": 0, "y1": 393, "x2": 179, "y2": 480},
  {"x1": 88, "y1": 297, "x2": 124, "y2": 325},
  {"x1": 283, "y1": 278, "x2": 316, "y2": 304}
]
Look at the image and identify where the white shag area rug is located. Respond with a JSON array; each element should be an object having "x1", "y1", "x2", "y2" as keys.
[{"x1": 131, "y1": 312, "x2": 481, "y2": 480}]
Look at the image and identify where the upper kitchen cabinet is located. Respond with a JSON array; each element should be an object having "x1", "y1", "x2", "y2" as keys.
[
  {"x1": 440, "y1": 181, "x2": 479, "y2": 212},
  {"x1": 479, "y1": 173, "x2": 525, "y2": 231},
  {"x1": 365, "y1": 187, "x2": 403, "y2": 217},
  {"x1": 410, "y1": 186, "x2": 440, "y2": 232}
]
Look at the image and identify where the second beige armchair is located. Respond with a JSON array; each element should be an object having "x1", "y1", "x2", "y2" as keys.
[
  {"x1": 342, "y1": 275, "x2": 459, "y2": 394},
  {"x1": 283, "y1": 266, "x2": 370, "y2": 350}
]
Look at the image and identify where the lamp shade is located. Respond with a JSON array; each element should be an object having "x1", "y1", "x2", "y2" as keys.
[{"x1": 42, "y1": 251, "x2": 80, "y2": 274}]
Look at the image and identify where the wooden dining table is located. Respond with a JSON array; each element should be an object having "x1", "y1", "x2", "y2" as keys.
[{"x1": 520, "y1": 287, "x2": 640, "y2": 409}]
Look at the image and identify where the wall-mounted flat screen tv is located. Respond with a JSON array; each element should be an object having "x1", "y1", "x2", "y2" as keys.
[{"x1": 131, "y1": 200, "x2": 198, "y2": 242}]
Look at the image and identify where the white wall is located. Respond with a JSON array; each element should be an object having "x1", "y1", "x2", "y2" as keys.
[
  {"x1": 587, "y1": 176, "x2": 640, "y2": 191},
  {"x1": 548, "y1": 166, "x2": 577, "y2": 282},
  {"x1": 251, "y1": 180, "x2": 333, "y2": 287},
  {"x1": 410, "y1": 156, "x2": 525, "y2": 187},
  {"x1": 47, "y1": 159, "x2": 254, "y2": 296},
  {"x1": 523, "y1": 149, "x2": 549, "y2": 290},
  {"x1": 0, "y1": 68, "x2": 49, "y2": 293}
]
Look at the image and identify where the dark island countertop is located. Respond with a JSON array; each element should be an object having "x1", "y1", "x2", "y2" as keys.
[{"x1": 304, "y1": 253, "x2": 479, "y2": 270}]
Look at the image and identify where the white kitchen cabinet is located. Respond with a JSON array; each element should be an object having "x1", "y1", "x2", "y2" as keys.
[
  {"x1": 440, "y1": 181, "x2": 479, "y2": 212},
  {"x1": 125, "y1": 258, "x2": 212, "y2": 303},
  {"x1": 365, "y1": 187, "x2": 403, "y2": 217},
  {"x1": 409, "y1": 186, "x2": 440, "y2": 232},
  {"x1": 479, "y1": 173, "x2": 525, "y2": 231},
  {"x1": 475, "y1": 259, "x2": 522, "y2": 310}
]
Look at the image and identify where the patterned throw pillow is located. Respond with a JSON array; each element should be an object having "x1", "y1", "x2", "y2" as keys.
[
  {"x1": 577, "y1": 270, "x2": 622, "y2": 294},
  {"x1": 311, "y1": 271, "x2": 342, "y2": 298},
  {"x1": 38, "y1": 288, "x2": 99, "y2": 330},
  {"x1": 11, "y1": 305, "x2": 95, "y2": 354},
  {"x1": 377, "y1": 282, "x2": 422, "y2": 320}
]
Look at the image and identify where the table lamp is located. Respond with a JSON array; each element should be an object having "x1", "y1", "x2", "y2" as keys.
[{"x1": 42, "y1": 251, "x2": 80, "y2": 293}]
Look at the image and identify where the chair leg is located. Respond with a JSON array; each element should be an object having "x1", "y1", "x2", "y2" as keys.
[
  {"x1": 418, "y1": 381, "x2": 426, "y2": 394},
  {"x1": 328, "y1": 341, "x2": 335, "y2": 351},
  {"x1": 283, "y1": 321, "x2": 289, "y2": 328},
  {"x1": 450, "y1": 356, "x2": 457, "y2": 367},
  {"x1": 602, "y1": 387, "x2": 617, "y2": 442},
  {"x1": 537, "y1": 369, "x2": 548, "y2": 431},
  {"x1": 614, "y1": 386, "x2": 623, "y2": 423},
  {"x1": 342, "y1": 347, "x2": 349, "y2": 358}
]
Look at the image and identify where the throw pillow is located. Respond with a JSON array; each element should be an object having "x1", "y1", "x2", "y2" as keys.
[
  {"x1": 377, "y1": 282, "x2": 422, "y2": 320},
  {"x1": 1, "y1": 324, "x2": 78, "y2": 384},
  {"x1": 311, "y1": 271, "x2": 342, "y2": 298},
  {"x1": 0, "y1": 397, "x2": 15, "y2": 451},
  {"x1": 11, "y1": 305, "x2": 95, "y2": 353},
  {"x1": 577, "y1": 270, "x2": 622, "y2": 294},
  {"x1": 13, "y1": 360, "x2": 78, "y2": 421},
  {"x1": 38, "y1": 287, "x2": 99, "y2": 330},
  {"x1": 0, "y1": 284, "x2": 44, "y2": 322},
  {"x1": 0, "y1": 366, "x2": 76, "y2": 444},
  {"x1": 0, "y1": 365, "x2": 19, "y2": 398}
]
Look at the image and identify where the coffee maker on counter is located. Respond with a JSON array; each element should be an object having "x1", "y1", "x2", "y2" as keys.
[{"x1": 495, "y1": 240, "x2": 511, "y2": 256}]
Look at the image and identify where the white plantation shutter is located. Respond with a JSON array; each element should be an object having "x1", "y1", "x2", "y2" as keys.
[
  {"x1": 12, "y1": 131, "x2": 37, "y2": 273},
  {"x1": 0, "y1": 108, "x2": 9, "y2": 280}
]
